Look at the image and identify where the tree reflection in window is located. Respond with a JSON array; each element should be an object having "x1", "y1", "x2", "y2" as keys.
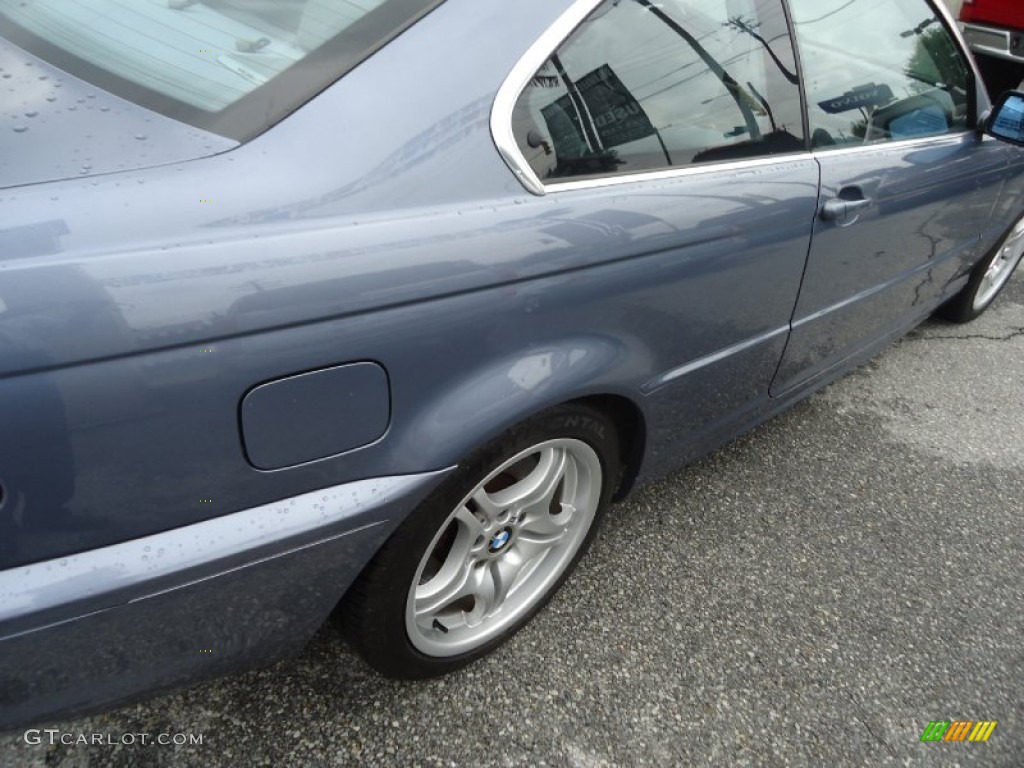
[{"x1": 788, "y1": 0, "x2": 969, "y2": 148}]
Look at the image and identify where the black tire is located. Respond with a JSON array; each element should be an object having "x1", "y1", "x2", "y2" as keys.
[
  {"x1": 937, "y1": 213, "x2": 1024, "y2": 323},
  {"x1": 340, "y1": 403, "x2": 620, "y2": 678}
]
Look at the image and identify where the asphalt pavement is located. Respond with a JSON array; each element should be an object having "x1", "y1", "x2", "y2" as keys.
[{"x1": 2, "y1": 275, "x2": 1022, "y2": 768}]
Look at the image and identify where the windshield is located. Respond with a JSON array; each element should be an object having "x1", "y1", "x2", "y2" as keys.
[{"x1": 0, "y1": 0, "x2": 442, "y2": 140}]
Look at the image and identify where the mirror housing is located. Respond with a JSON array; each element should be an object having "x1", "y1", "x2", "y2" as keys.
[{"x1": 985, "y1": 91, "x2": 1024, "y2": 146}]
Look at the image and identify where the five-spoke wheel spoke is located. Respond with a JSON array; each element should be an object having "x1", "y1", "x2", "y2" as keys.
[{"x1": 406, "y1": 439, "x2": 601, "y2": 657}]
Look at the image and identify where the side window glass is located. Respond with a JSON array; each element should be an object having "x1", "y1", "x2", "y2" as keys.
[
  {"x1": 510, "y1": 0, "x2": 805, "y2": 183},
  {"x1": 787, "y1": 0, "x2": 971, "y2": 149}
]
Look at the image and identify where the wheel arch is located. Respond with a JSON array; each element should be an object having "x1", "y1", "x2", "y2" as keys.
[
  {"x1": 386, "y1": 336, "x2": 650, "y2": 501},
  {"x1": 572, "y1": 393, "x2": 646, "y2": 500},
  {"x1": 337, "y1": 396, "x2": 643, "y2": 676}
]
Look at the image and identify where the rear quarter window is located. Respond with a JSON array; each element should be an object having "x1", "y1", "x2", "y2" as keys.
[{"x1": 508, "y1": 0, "x2": 805, "y2": 185}]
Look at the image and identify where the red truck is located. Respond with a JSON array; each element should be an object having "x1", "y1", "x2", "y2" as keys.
[{"x1": 960, "y1": 0, "x2": 1024, "y2": 96}]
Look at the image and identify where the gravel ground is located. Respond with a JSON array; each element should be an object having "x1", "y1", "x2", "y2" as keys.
[{"x1": 2, "y1": 276, "x2": 1022, "y2": 768}]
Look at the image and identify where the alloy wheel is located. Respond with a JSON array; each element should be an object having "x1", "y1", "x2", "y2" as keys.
[{"x1": 405, "y1": 438, "x2": 602, "y2": 657}]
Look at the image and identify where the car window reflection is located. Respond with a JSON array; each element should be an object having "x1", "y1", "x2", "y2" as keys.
[
  {"x1": 511, "y1": 0, "x2": 805, "y2": 182},
  {"x1": 788, "y1": 0, "x2": 970, "y2": 149}
]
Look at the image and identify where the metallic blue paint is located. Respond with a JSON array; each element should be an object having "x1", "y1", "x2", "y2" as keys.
[
  {"x1": 240, "y1": 362, "x2": 391, "y2": 470},
  {"x1": 774, "y1": 134, "x2": 1015, "y2": 393},
  {"x1": 0, "y1": 470, "x2": 449, "y2": 729},
  {"x1": 0, "y1": 39, "x2": 237, "y2": 189},
  {"x1": 1, "y1": 0, "x2": 1022, "y2": 730}
]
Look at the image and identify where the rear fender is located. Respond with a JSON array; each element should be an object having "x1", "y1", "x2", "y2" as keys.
[{"x1": 389, "y1": 334, "x2": 644, "y2": 476}]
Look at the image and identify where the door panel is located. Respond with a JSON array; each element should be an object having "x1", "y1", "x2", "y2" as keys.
[
  {"x1": 772, "y1": 135, "x2": 1007, "y2": 393},
  {"x1": 502, "y1": 0, "x2": 820, "y2": 454},
  {"x1": 772, "y1": 0, "x2": 1008, "y2": 393}
]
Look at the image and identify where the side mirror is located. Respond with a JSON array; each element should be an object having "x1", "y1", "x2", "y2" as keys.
[{"x1": 986, "y1": 91, "x2": 1024, "y2": 145}]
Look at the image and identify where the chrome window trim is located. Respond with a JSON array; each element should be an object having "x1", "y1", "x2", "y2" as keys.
[
  {"x1": 541, "y1": 153, "x2": 816, "y2": 193},
  {"x1": 491, "y1": 0, "x2": 605, "y2": 196},
  {"x1": 491, "y1": 0, "x2": 814, "y2": 195},
  {"x1": 807, "y1": 131, "x2": 976, "y2": 159},
  {"x1": 491, "y1": 0, "x2": 987, "y2": 197}
]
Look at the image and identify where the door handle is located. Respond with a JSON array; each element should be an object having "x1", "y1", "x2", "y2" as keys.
[{"x1": 821, "y1": 195, "x2": 872, "y2": 222}]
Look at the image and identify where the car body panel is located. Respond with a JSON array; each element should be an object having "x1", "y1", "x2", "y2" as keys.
[
  {"x1": 773, "y1": 132, "x2": 1012, "y2": 392},
  {"x1": 0, "y1": 157, "x2": 819, "y2": 571},
  {"x1": 0, "y1": 0, "x2": 819, "y2": 573},
  {"x1": 1, "y1": 0, "x2": 1023, "y2": 731},
  {"x1": 240, "y1": 362, "x2": 392, "y2": 470},
  {"x1": 0, "y1": 470, "x2": 448, "y2": 729}
]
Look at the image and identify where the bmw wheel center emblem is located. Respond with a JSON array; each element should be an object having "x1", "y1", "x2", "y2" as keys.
[{"x1": 489, "y1": 528, "x2": 512, "y2": 553}]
